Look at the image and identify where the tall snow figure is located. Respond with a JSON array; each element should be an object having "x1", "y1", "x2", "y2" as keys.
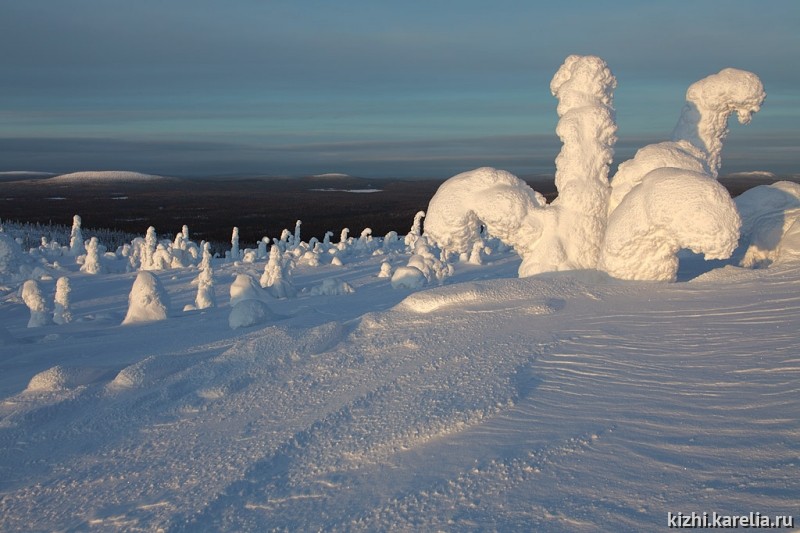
[
  {"x1": 21, "y1": 280, "x2": 51, "y2": 328},
  {"x1": 122, "y1": 271, "x2": 171, "y2": 325},
  {"x1": 424, "y1": 55, "x2": 617, "y2": 277},
  {"x1": 53, "y1": 276, "x2": 73, "y2": 325},
  {"x1": 230, "y1": 227, "x2": 240, "y2": 262},
  {"x1": 69, "y1": 215, "x2": 85, "y2": 257},
  {"x1": 194, "y1": 242, "x2": 216, "y2": 309},
  {"x1": 600, "y1": 68, "x2": 765, "y2": 281}
]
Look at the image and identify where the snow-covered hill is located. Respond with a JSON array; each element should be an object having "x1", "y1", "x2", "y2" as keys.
[{"x1": 46, "y1": 171, "x2": 172, "y2": 183}]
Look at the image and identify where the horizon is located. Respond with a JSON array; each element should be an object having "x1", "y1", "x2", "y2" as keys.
[{"x1": 1, "y1": 1, "x2": 798, "y2": 179}]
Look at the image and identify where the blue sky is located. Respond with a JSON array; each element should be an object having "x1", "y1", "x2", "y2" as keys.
[{"x1": 1, "y1": 0, "x2": 798, "y2": 178}]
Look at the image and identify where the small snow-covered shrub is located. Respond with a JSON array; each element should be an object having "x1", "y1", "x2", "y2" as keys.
[
  {"x1": 734, "y1": 181, "x2": 800, "y2": 267},
  {"x1": 391, "y1": 266, "x2": 427, "y2": 290},
  {"x1": 309, "y1": 277, "x2": 355, "y2": 296},
  {"x1": 122, "y1": 271, "x2": 171, "y2": 325}
]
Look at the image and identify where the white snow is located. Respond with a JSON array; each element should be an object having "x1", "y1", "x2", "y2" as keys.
[
  {"x1": 426, "y1": 56, "x2": 764, "y2": 282},
  {"x1": 121, "y1": 271, "x2": 171, "y2": 325},
  {"x1": 47, "y1": 171, "x2": 171, "y2": 182},
  {"x1": 0, "y1": 55, "x2": 797, "y2": 532}
]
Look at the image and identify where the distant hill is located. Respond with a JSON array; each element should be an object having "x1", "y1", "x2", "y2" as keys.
[
  {"x1": 46, "y1": 171, "x2": 173, "y2": 183},
  {"x1": 0, "y1": 171, "x2": 56, "y2": 182}
]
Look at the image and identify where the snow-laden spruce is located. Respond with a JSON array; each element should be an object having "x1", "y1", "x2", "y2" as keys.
[
  {"x1": 122, "y1": 271, "x2": 171, "y2": 325},
  {"x1": 21, "y1": 279, "x2": 51, "y2": 328},
  {"x1": 424, "y1": 55, "x2": 764, "y2": 281},
  {"x1": 53, "y1": 276, "x2": 73, "y2": 325}
]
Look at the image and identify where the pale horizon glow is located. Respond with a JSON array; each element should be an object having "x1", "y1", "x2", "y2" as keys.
[{"x1": 1, "y1": 1, "x2": 798, "y2": 178}]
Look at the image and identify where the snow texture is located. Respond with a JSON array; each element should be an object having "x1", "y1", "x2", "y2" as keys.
[
  {"x1": 122, "y1": 271, "x2": 171, "y2": 325},
  {"x1": 229, "y1": 274, "x2": 267, "y2": 307}
]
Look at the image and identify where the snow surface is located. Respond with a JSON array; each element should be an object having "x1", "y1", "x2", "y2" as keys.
[{"x1": 1, "y1": 226, "x2": 799, "y2": 531}]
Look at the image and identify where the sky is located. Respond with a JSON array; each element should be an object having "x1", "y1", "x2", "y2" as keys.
[{"x1": 1, "y1": 0, "x2": 798, "y2": 179}]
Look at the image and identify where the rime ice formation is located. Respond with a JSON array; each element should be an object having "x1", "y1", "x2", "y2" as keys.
[
  {"x1": 230, "y1": 227, "x2": 240, "y2": 262},
  {"x1": 53, "y1": 277, "x2": 73, "y2": 325},
  {"x1": 80, "y1": 237, "x2": 104, "y2": 274},
  {"x1": 122, "y1": 271, "x2": 171, "y2": 325},
  {"x1": 21, "y1": 279, "x2": 51, "y2": 328},
  {"x1": 194, "y1": 243, "x2": 216, "y2": 309},
  {"x1": 734, "y1": 181, "x2": 800, "y2": 267},
  {"x1": 69, "y1": 215, "x2": 85, "y2": 257},
  {"x1": 425, "y1": 55, "x2": 616, "y2": 277},
  {"x1": 425, "y1": 56, "x2": 764, "y2": 281},
  {"x1": 599, "y1": 68, "x2": 763, "y2": 280},
  {"x1": 600, "y1": 172, "x2": 741, "y2": 281},
  {"x1": 260, "y1": 245, "x2": 296, "y2": 299}
]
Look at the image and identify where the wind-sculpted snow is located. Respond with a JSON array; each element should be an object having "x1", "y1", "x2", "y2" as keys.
[
  {"x1": 425, "y1": 55, "x2": 616, "y2": 278},
  {"x1": 1, "y1": 237, "x2": 799, "y2": 530},
  {"x1": 425, "y1": 56, "x2": 764, "y2": 281}
]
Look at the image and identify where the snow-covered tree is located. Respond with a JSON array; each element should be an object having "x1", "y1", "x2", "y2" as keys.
[
  {"x1": 80, "y1": 236, "x2": 104, "y2": 274},
  {"x1": 69, "y1": 215, "x2": 85, "y2": 257},
  {"x1": 122, "y1": 271, "x2": 171, "y2": 325},
  {"x1": 230, "y1": 227, "x2": 240, "y2": 262},
  {"x1": 404, "y1": 211, "x2": 425, "y2": 248},
  {"x1": 53, "y1": 276, "x2": 72, "y2": 324},
  {"x1": 140, "y1": 226, "x2": 158, "y2": 270},
  {"x1": 194, "y1": 243, "x2": 216, "y2": 309},
  {"x1": 259, "y1": 245, "x2": 296, "y2": 298},
  {"x1": 599, "y1": 68, "x2": 764, "y2": 281},
  {"x1": 424, "y1": 55, "x2": 764, "y2": 282},
  {"x1": 21, "y1": 279, "x2": 51, "y2": 327}
]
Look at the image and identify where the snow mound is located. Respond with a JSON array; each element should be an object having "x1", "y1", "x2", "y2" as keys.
[
  {"x1": 309, "y1": 277, "x2": 355, "y2": 296},
  {"x1": 600, "y1": 171, "x2": 741, "y2": 281},
  {"x1": 230, "y1": 274, "x2": 268, "y2": 306},
  {"x1": 735, "y1": 181, "x2": 800, "y2": 267},
  {"x1": 390, "y1": 266, "x2": 427, "y2": 290},
  {"x1": 47, "y1": 171, "x2": 171, "y2": 183},
  {"x1": 109, "y1": 355, "x2": 190, "y2": 390},
  {"x1": 399, "y1": 288, "x2": 482, "y2": 313},
  {"x1": 24, "y1": 365, "x2": 108, "y2": 392},
  {"x1": 229, "y1": 299, "x2": 277, "y2": 329}
]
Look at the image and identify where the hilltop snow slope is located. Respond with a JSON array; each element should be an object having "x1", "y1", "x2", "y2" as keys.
[
  {"x1": 46, "y1": 171, "x2": 171, "y2": 183},
  {"x1": 0, "y1": 250, "x2": 798, "y2": 531}
]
